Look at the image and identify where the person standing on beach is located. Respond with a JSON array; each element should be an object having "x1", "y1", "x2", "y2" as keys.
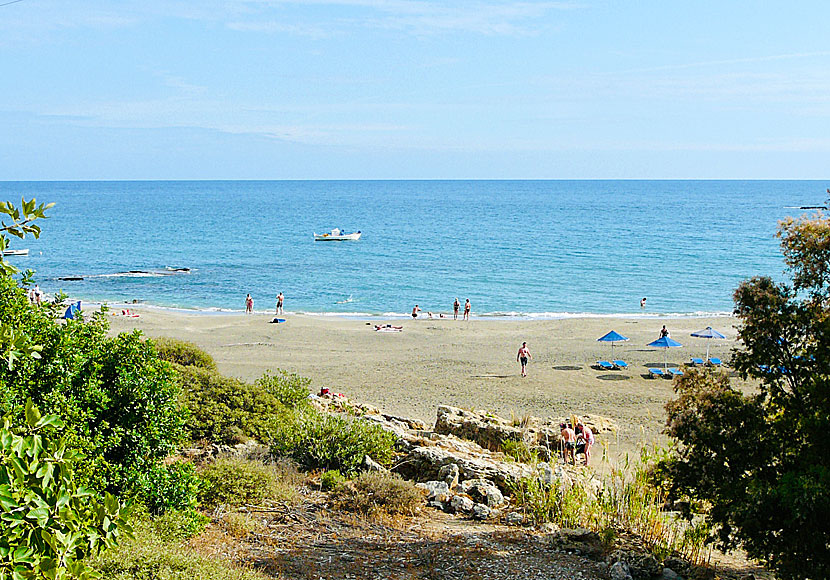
[
  {"x1": 276, "y1": 292, "x2": 284, "y2": 315},
  {"x1": 640, "y1": 297, "x2": 647, "y2": 309},
  {"x1": 464, "y1": 298, "x2": 471, "y2": 320},
  {"x1": 412, "y1": 304, "x2": 421, "y2": 318},
  {"x1": 560, "y1": 423, "x2": 576, "y2": 465},
  {"x1": 453, "y1": 297, "x2": 460, "y2": 320},
  {"x1": 245, "y1": 293, "x2": 253, "y2": 314},
  {"x1": 517, "y1": 342, "x2": 532, "y2": 377},
  {"x1": 660, "y1": 325, "x2": 670, "y2": 338}
]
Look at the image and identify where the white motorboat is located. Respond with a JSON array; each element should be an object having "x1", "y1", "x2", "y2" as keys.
[
  {"x1": 1, "y1": 249, "x2": 29, "y2": 256},
  {"x1": 313, "y1": 228, "x2": 361, "y2": 241}
]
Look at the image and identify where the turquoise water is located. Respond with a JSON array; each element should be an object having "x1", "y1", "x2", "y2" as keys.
[{"x1": 0, "y1": 180, "x2": 821, "y2": 317}]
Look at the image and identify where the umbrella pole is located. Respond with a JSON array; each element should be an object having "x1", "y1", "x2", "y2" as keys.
[{"x1": 706, "y1": 339, "x2": 711, "y2": 362}]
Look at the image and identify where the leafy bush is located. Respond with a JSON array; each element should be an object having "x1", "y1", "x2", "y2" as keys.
[
  {"x1": 320, "y1": 469, "x2": 346, "y2": 491},
  {"x1": 178, "y1": 366, "x2": 284, "y2": 445},
  {"x1": 331, "y1": 471, "x2": 423, "y2": 516},
  {"x1": 152, "y1": 337, "x2": 216, "y2": 370},
  {"x1": 269, "y1": 410, "x2": 397, "y2": 476},
  {"x1": 199, "y1": 456, "x2": 301, "y2": 507},
  {"x1": 92, "y1": 517, "x2": 268, "y2": 580},
  {"x1": 256, "y1": 370, "x2": 310, "y2": 409},
  {"x1": 0, "y1": 401, "x2": 132, "y2": 580},
  {"x1": 501, "y1": 440, "x2": 538, "y2": 464},
  {"x1": 136, "y1": 460, "x2": 203, "y2": 515},
  {"x1": 0, "y1": 280, "x2": 188, "y2": 497}
]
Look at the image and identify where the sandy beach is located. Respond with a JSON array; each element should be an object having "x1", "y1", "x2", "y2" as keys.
[{"x1": 109, "y1": 310, "x2": 743, "y2": 460}]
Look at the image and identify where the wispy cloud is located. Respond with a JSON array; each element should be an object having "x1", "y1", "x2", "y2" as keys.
[{"x1": 227, "y1": 0, "x2": 578, "y2": 37}]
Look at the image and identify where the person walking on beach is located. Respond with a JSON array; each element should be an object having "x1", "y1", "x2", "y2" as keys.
[
  {"x1": 464, "y1": 298, "x2": 471, "y2": 320},
  {"x1": 276, "y1": 292, "x2": 284, "y2": 315},
  {"x1": 660, "y1": 325, "x2": 670, "y2": 338},
  {"x1": 517, "y1": 342, "x2": 532, "y2": 377},
  {"x1": 412, "y1": 304, "x2": 421, "y2": 318},
  {"x1": 453, "y1": 297, "x2": 460, "y2": 320},
  {"x1": 245, "y1": 294, "x2": 253, "y2": 314}
]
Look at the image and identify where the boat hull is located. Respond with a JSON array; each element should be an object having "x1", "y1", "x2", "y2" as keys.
[
  {"x1": 1, "y1": 249, "x2": 29, "y2": 256},
  {"x1": 313, "y1": 232, "x2": 361, "y2": 241}
]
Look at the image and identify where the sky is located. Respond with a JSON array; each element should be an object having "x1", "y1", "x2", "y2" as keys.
[{"x1": 1, "y1": 0, "x2": 829, "y2": 180}]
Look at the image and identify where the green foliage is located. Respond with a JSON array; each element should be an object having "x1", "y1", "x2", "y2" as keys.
[
  {"x1": 136, "y1": 461, "x2": 202, "y2": 515},
  {"x1": 319, "y1": 469, "x2": 345, "y2": 491},
  {"x1": 255, "y1": 370, "x2": 310, "y2": 409},
  {"x1": 198, "y1": 457, "x2": 301, "y2": 507},
  {"x1": 152, "y1": 338, "x2": 216, "y2": 370},
  {"x1": 0, "y1": 401, "x2": 132, "y2": 580},
  {"x1": 92, "y1": 516, "x2": 268, "y2": 580},
  {"x1": 178, "y1": 366, "x2": 284, "y2": 445},
  {"x1": 0, "y1": 276, "x2": 188, "y2": 500},
  {"x1": 269, "y1": 409, "x2": 397, "y2": 476},
  {"x1": 331, "y1": 471, "x2": 423, "y2": 516},
  {"x1": 500, "y1": 440, "x2": 538, "y2": 464},
  {"x1": 659, "y1": 212, "x2": 830, "y2": 580},
  {"x1": 0, "y1": 197, "x2": 53, "y2": 279}
]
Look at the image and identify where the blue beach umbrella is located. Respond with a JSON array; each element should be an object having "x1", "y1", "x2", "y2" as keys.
[
  {"x1": 690, "y1": 326, "x2": 726, "y2": 362},
  {"x1": 597, "y1": 330, "x2": 629, "y2": 359},
  {"x1": 647, "y1": 336, "x2": 683, "y2": 370}
]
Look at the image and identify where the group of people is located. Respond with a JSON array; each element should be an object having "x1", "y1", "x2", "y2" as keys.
[
  {"x1": 244, "y1": 291, "x2": 285, "y2": 315},
  {"x1": 560, "y1": 420, "x2": 595, "y2": 466},
  {"x1": 411, "y1": 298, "x2": 471, "y2": 320},
  {"x1": 27, "y1": 284, "x2": 43, "y2": 306}
]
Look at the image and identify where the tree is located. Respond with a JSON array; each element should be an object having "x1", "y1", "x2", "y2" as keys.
[
  {"x1": 660, "y1": 212, "x2": 830, "y2": 579},
  {"x1": 0, "y1": 400, "x2": 131, "y2": 580}
]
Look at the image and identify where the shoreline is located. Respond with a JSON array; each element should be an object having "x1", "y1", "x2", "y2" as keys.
[
  {"x1": 107, "y1": 307, "x2": 748, "y2": 464},
  {"x1": 87, "y1": 299, "x2": 734, "y2": 321}
]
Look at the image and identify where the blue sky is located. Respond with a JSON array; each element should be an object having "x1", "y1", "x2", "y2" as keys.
[{"x1": 1, "y1": 0, "x2": 829, "y2": 179}]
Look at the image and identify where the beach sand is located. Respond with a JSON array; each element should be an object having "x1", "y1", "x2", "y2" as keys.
[{"x1": 109, "y1": 310, "x2": 743, "y2": 461}]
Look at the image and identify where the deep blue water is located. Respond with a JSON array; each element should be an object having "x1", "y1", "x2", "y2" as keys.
[{"x1": 0, "y1": 180, "x2": 822, "y2": 317}]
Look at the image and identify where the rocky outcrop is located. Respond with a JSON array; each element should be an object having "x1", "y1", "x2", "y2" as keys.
[{"x1": 433, "y1": 405, "x2": 618, "y2": 452}]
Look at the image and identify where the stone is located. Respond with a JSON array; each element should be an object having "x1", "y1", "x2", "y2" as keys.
[
  {"x1": 610, "y1": 561, "x2": 633, "y2": 580},
  {"x1": 559, "y1": 527, "x2": 596, "y2": 542},
  {"x1": 504, "y1": 512, "x2": 524, "y2": 526},
  {"x1": 434, "y1": 405, "x2": 530, "y2": 451},
  {"x1": 438, "y1": 463, "x2": 460, "y2": 489},
  {"x1": 660, "y1": 568, "x2": 682, "y2": 580},
  {"x1": 415, "y1": 481, "x2": 450, "y2": 503},
  {"x1": 629, "y1": 554, "x2": 662, "y2": 579},
  {"x1": 472, "y1": 503, "x2": 492, "y2": 520},
  {"x1": 450, "y1": 494, "x2": 474, "y2": 514},
  {"x1": 458, "y1": 478, "x2": 505, "y2": 507},
  {"x1": 363, "y1": 455, "x2": 387, "y2": 472}
]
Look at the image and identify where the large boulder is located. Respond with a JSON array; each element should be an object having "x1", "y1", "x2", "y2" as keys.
[{"x1": 434, "y1": 406, "x2": 530, "y2": 451}]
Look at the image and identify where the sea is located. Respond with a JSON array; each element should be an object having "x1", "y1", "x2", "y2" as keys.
[{"x1": 0, "y1": 180, "x2": 822, "y2": 319}]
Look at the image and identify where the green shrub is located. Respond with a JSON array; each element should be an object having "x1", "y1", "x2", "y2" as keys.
[
  {"x1": 501, "y1": 440, "x2": 538, "y2": 464},
  {"x1": 137, "y1": 460, "x2": 203, "y2": 515},
  {"x1": 0, "y1": 279, "x2": 188, "y2": 497},
  {"x1": 0, "y1": 401, "x2": 132, "y2": 580},
  {"x1": 178, "y1": 366, "x2": 284, "y2": 445},
  {"x1": 153, "y1": 337, "x2": 216, "y2": 370},
  {"x1": 320, "y1": 469, "x2": 346, "y2": 491},
  {"x1": 92, "y1": 517, "x2": 268, "y2": 580},
  {"x1": 149, "y1": 508, "x2": 210, "y2": 542},
  {"x1": 269, "y1": 409, "x2": 397, "y2": 476},
  {"x1": 256, "y1": 370, "x2": 311, "y2": 409},
  {"x1": 199, "y1": 456, "x2": 301, "y2": 507},
  {"x1": 331, "y1": 471, "x2": 423, "y2": 516}
]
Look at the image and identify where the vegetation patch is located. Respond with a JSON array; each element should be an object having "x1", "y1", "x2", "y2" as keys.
[
  {"x1": 199, "y1": 456, "x2": 302, "y2": 507},
  {"x1": 331, "y1": 471, "x2": 424, "y2": 516}
]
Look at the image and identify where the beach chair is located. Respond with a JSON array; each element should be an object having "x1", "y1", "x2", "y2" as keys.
[
  {"x1": 612, "y1": 360, "x2": 628, "y2": 369},
  {"x1": 667, "y1": 367, "x2": 684, "y2": 378},
  {"x1": 707, "y1": 357, "x2": 722, "y2": 367},
  {"x1": 648, "y1": 368, "x2": 665, "y2": 378},
  {"x1": 596, "y1": 360, "x2": 615, "y2": 370},
  {"x1": 689, "y1": 357, "x2": 705, "y2": 366}
]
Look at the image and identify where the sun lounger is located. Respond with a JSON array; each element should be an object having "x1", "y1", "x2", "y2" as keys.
[
  {"x1": 648, "y1": 368, "x2": 665, "y2": 378},
  {"x1": 668, "y1": 367, "x2": 684, "y2": 378},
  {"x1": 596, "y1": 360, "x2": 615, "y2": 370},
  {"x1": 612, "y1": 360, "x2": 628, "y2": 369},
  {"x1": 707, "y1": 357, "x2": 722, "y2": 366},
  {"x1": 689, "y1": 357, "x2": 705, "y2": 366}
]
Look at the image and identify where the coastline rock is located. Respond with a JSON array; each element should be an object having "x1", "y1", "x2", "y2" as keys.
[
  {"x1": 438, "y1": 463, "x2": 460, "y2": 489},
  {"x1": 415, "y1": 481, "x2": 451, "y2": 504},
  {"x1": 450, "y1": 494, "x2": 474, "y2": 514},
  {"x1": 459, "y1": 478, "x2": 505, "y2": 507}
]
